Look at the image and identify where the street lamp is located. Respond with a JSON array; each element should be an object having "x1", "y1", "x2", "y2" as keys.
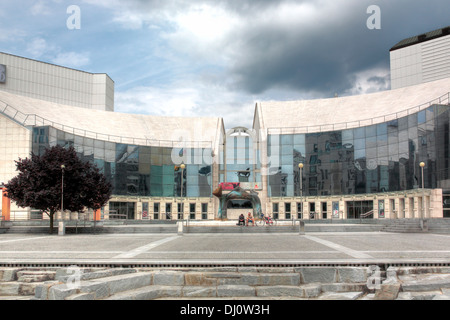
[
  {"x1": 61, "y1": 165, "x2": 65, "y2": 220},
  {"x1": 298, "y1": 163, "x2": 303, "y2": 219},
  {"x1": 420, "y1": 162, "x2": 425, "y2": 219},
  {"x1": 180, "y1": 163, "x2": 185, "y2": 221}
]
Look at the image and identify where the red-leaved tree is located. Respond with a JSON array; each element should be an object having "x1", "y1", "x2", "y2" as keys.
[{"x1": 4, "y1": 145, "x2": 112, "y2": 233}]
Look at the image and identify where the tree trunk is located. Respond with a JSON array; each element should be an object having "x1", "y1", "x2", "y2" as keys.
[{"x1": 49, "y1": 211, "x2": 54, "y2": 234}]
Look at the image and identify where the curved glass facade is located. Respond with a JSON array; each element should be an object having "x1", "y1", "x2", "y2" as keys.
[
  {"x1": 32, "y1": 127, "x2": 213, "y2": 198},
  {"x1": 267, "y1": 104, "x2": 450, "y2": 197}
]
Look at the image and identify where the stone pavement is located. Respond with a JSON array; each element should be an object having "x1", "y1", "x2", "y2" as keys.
[
  {"x1": 0, "y1": 231, "x2": 449, "y2": 264},
  {"x1": 0, "y1": 230, "x2": 450, "y2": 300}
]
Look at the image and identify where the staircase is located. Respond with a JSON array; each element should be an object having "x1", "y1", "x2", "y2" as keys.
[
  {"x1": 185, "y1": 225, "x2": 299, "y2": 233},
  {"x1": 427, "y1": 218, "x2": 450, "y2": 234},
  {"x1": 381, "y1": 219, "x2": 425, "y2": 233},
  {"x1": 3, "y1": 219, "x2": 450, "y2": 234}
]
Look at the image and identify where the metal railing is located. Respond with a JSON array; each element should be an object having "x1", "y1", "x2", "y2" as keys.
[
  {"x1": 0, "y1": 100, "x2": 213, "y2": 149},
  {"x1": 267, "y1": 92, "x2": 450, "y2": 135},
  {"x1": 360, "y1": 210, "x2": 374, "y2": 223}
]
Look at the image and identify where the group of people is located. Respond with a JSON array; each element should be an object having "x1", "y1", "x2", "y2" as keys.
[{"x1": 237, "y1": 212, "x2": 255, "y2": 226}]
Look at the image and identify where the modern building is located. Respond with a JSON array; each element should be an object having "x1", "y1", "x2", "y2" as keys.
[
  {"x1": 0, "y1": 52, "x2": 114, "y2": 112},
  {"x1": 253, "y1": 78, "x2": 450, "y2": 220},
  {"x1": 0, "y1": 87, "x2": 224, "y2": 221},
  {"x1": 1, "y1": 26, "x2": 450, "y2": 222},
  {"x1": 390, "y1": 26, "x2": 450, "y2": 89}
]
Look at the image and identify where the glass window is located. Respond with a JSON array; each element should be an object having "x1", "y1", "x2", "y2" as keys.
[
  {"x1": 418, "y1": 110, "x2": 426, "y2": 124},
  {"x1": 293, "y1": 134, "x2": 305, "y2": 146},
  {"x1": 408, "y1": 114, "x2": 418, "y2": 127},
  {"x1": 189, "y1": 203, "x2": 196, "y2": 219},
  {"x1": 366, "y1": 125, "x2": 377, "y2": 137},
  {"x1": 376, "y1": 123, "x2": 387, "y2": 136},
  {"x1": 281, "y1": 134, "x2": 293, "y2": 145},
  {"x1": 354, "y1": 127, "x2": 365, "y2": 139},
  {"x1": 354, "y1": 138, "x2": 365, "y2": 150},
  {"x1": 398, "y1": 117, "x2": 408, "y2": 131}
]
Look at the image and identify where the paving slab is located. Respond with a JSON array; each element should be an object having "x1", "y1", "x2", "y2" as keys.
[{"x1": 0, "y1": 232, "x2": 449, "y2": 265}]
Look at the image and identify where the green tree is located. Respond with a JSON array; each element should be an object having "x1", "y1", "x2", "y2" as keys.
[{"x1": 4, "y1": 145, "x2": 112, "y2": 233}]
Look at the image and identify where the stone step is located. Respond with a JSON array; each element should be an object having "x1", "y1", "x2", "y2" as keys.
[
  {"x1": 185, "y1": 226, "x2": 299, "y2": 233},
  {"x1": 8, "y1": 266, "x2": 450, "y2": 300},
  {"x1": 17, "y1": 270, "x2": 56, "y2": 283},
  {"x1": 37, "y1": 271, "x2": 154, "y2": 300},
  {"x1": 185, "y1": 224, "x2": 384, "y2": 233},
  {"x1": 100, "y1": 226, "x2": 178, "y2": 234},
  {"x1": 103, "y1": 284, "x2": 325, "y2": 300},
  {"x1": 399, "y1": 273, "x2": 450, "y2": 292},
  {"x1": 42, "y1": 267, "x2": 373, "y2": 300}
]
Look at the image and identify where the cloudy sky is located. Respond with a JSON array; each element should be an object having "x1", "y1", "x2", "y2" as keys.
[{"x1": 0, "y1": 0, "x2": 448, "y2": 128}]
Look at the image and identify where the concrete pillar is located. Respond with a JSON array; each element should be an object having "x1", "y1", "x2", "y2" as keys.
[
  {"x1": 299, "y1": 220, "x2": 305, "y2": 235},
  {"x1": 341, "y1": 200, "x2": 347, "y2": 219},
  {"x1": 136, "y1": 201, "x2": 143, "y2": 220},
  {"x1": 58, "y1": 221, "x2": 65, "y2": 236}
]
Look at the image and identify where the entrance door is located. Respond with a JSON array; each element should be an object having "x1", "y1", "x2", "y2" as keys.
[
  {"x1": 347, "y1": 201, "x2": 373, "y2": 219},
  {"x1": 443, "y1": 194, "x2": 450, "y2": 218},
  {"x1": 109, "y1": 202, "x2": 135, "y2": 220},
  {"x1": 321, "y1": 202, "x2": 327, "y2": 219}
]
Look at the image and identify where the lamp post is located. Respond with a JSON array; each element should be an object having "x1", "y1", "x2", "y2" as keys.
[
  {"x1": 61, "y1": 164, "x2": 65, "y2": 221},
  {"x1": 298, "y1": 163, "x2": 303, "y2": 219},
  {"x1": 180, "y1": 163, "x2": 185, "y2": 222},
  {"x1": 420, "y1": 162, "x2": 425, "y2": 219}
]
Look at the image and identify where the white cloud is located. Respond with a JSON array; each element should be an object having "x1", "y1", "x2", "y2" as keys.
[
  {"x1": 30, "y1": 0, "x2": 51, "y2": 16},
  {"x1": 30, "y1": 0, "x2": 63, "y2": 16},
  {"x1": 26, "y1": 38, "x2": 55, "y2": 58},
  {"x1": 52, "y1": 52, "x2": 91, "y2": 68},
  {"x1": 347, "y1": 67, "x2": 391, "y2": 96},
  {"x1": 115, "y1": 77, "x2": 257, "y2": 129},
  {"x1": 25, "y1": 37, "x2": 90, "y2": 68}
]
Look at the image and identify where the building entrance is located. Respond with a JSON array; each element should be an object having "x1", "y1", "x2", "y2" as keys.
[
  {"x1": 227, "y1": 200, "x2": 253, "y2": 220},
  {"x1": 215, "y1": 186, "x2": 262, "y2": 220},
  {"x1": 347, "y1": 201, "x2": 373, "y2": 219},
  {"x1": 109, "y1": 202, "x2": 135, "y2": 220}
]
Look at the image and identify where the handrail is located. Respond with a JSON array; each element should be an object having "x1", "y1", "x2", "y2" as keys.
[
  {"x1": 0, "y1": 100, "x2": 213, "y2": 149},
  {"x1": 267, "y1": 92, "x2": 450, "y2": 135},
  {"x1": 360, "y1": 210, "x2": 374, "y2": 223}
]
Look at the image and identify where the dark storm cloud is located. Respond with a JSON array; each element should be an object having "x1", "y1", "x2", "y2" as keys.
[
  {"x1": 221, "y1": 0, "x2": 450, "y2": 97},
  {"x1": 97, "y1": 0, "x2": 450, "y2": 98}
]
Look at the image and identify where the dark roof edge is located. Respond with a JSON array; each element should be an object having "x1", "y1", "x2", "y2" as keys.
[{"x1": 390, "y1": 26, "x2": 450, "y2": 52}]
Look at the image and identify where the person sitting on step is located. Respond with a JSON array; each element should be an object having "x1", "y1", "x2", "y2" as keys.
[
  {"x1": 237, "y1": 213, "x2": 245, "y2": 226},
  {"x1": 247, "y1": 212, "x2": 255, "y2": 226}
]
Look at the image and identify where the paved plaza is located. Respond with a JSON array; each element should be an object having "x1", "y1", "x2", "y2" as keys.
[{"x1": 0, "y1": 231, "x2": 449, "y2": 266}]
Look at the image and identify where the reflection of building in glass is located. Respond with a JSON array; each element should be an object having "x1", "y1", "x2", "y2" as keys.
[
  {"x1": 1, "y1": 26, "x2": 450, "y2": 221},
  {"x1": 255, "y1": 78, "x2": 450, "y2": 219}
]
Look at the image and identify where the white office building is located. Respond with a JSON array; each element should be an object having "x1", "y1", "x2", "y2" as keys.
[
  {"x1": 0, "y1": 52, "x2": 114, "y2": 112},
  {"x1": 390, "y1": 26, "x2": 450, "y2": 89}
]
